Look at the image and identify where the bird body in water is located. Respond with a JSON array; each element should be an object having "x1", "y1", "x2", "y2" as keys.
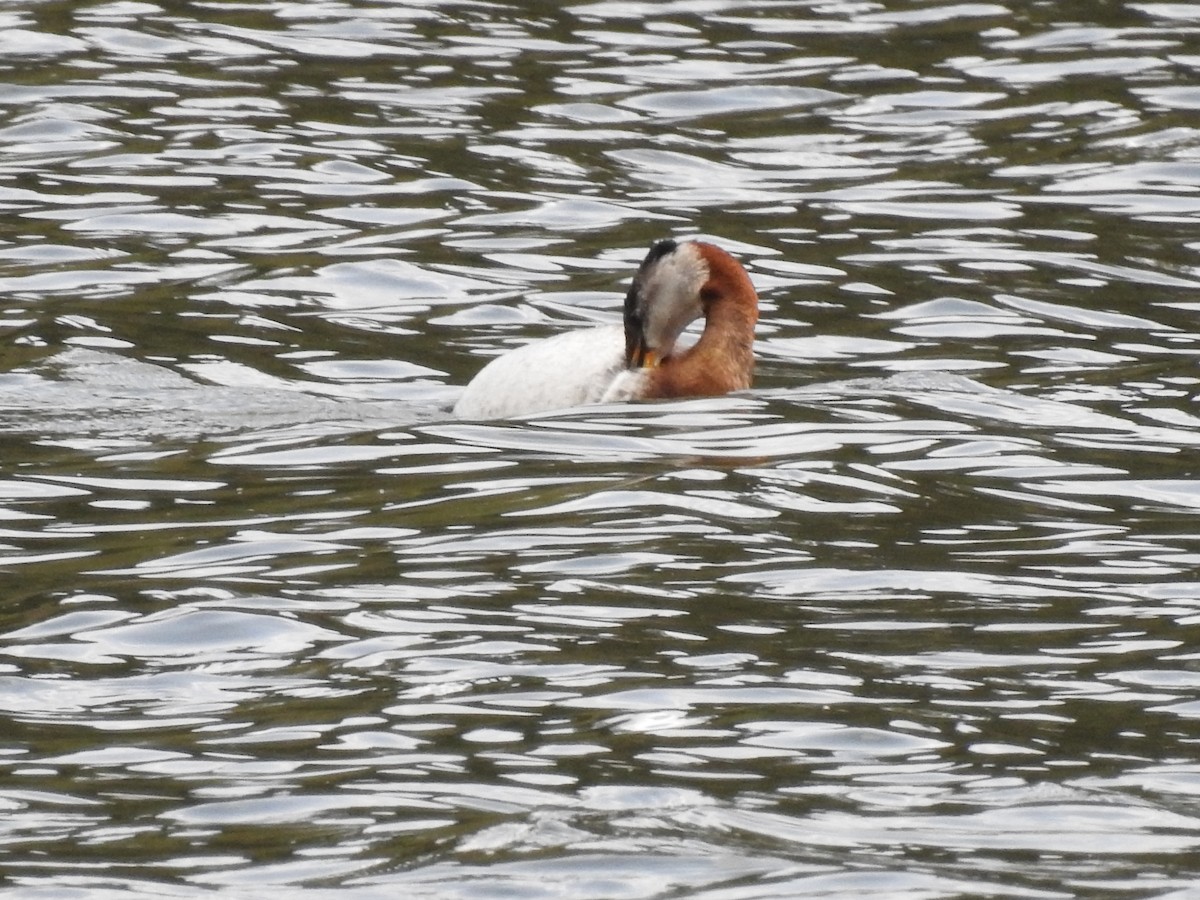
[{"x1": 453, "y1": 239, "x2": 757, "y2": 419}]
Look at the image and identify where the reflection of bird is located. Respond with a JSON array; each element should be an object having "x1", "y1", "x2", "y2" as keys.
[{"x1": 454, "y1": 239, "x2": 758, "y2": 419}]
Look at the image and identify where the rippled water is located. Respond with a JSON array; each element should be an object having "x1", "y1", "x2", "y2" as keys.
[{"x1": 4, "y1": 1, "x2": 1200, "y2": 897}]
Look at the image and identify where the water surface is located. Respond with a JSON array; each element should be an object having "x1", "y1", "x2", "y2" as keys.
[{"x1": 3, "y1": 1, "x2": 1200, "y2": 897}]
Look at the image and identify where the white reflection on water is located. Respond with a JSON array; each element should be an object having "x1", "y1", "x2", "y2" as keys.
[{"x1": 4, "y1": 0, "x2": 1200, "y2": 897}]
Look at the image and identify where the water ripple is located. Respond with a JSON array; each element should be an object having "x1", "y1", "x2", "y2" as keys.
[{"x1": 4, "y1": 0, "x2": 1200, "y2": 896}]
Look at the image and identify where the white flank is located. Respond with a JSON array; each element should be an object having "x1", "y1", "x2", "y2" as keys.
[{"x1": 454, "y1": 324, "x2": 625, "y2": 419}]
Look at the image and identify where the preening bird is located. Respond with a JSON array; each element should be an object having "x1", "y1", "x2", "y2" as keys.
[{"x1": 454, "y1": 239, "x2": 758, "y2": 419}]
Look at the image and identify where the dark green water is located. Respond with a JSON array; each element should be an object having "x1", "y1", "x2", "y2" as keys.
[{"x1": 3, "y1": 1, "x2": 1200, "y2": 897}]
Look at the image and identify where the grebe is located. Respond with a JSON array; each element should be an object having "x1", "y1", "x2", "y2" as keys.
[{"x1": 453, "y1": 239, "x2": 758, "y2": 419}]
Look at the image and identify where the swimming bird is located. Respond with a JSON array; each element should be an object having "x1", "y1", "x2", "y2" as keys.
[{"x1": 453, "y1": 239, "x2": 758, "y2": 419}]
